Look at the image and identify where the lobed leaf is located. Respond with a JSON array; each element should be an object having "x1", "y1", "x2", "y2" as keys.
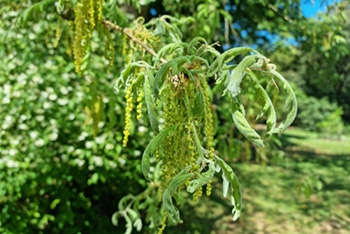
[
  {"x1": 208, "y1": 47, "x2": 253, "y2": 77},
  {"x1": 224, "y1": 55, "x2": 257, "y2": 98},
  {"x1": 192, "y1": 90, "x2": 205, "y2": 118},
  {"x1": 214, "y1": 156, "x2": 242, "y2": 221},
  {"x1": 186, "y1": 159, "x2": 215, "y2": 193},
  {"x1": 141, "y1": 125, "x2": 177, "y2": 180},
  {"x1": 144, "y1": 70, "x2": 159, "y2": 133},
  {"x1": 246, "y1": 72, "x2": 277, "y2": 135},
  {"x1": 156, "y1": 42, "x2": 187, "y2": 61},
  {"x1": 114, "y1": 61, "x2": 151, "y2": 92},
  {"x1": 186, "y1": 37, "x2": 208, "y2": 55},
  {"x1": 268, "y1": 70, "x2": 298, "y2": 133},
  {"x1": 162, "y1": 166, "x2": 193, "y2": 224},
  {"x1": 153, "y1": 57, "x2": 190, "y2": 98},
  {"x1": 231, "y1": 103, "x2": 264, "y2": 147}
]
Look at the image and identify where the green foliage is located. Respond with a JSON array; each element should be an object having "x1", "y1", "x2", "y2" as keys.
[
  {"x1": 294, "y1": 87, "x2": 344, "y2": 135},
  {"x1": 282, "y1": 1, "x2": 350, "y2": 123},
  {"x1": 317, "y1": 107, "x2": 344, "y2": 139},
  {"x1": 1, "y1": 2, "x2": 146, "y2": 233},
  {"x1": 0, "y1": 0, "x2": 300, "y2": 233},
  {"x1": 111, "y1": 13, "x2": 296, "y2": 232}
]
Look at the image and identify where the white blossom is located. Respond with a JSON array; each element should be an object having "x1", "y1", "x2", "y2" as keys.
[
  {"x1": 2, "y1": 115, "x2": 13, "y2": 129},
  {"x1": 49, "y1": 132, "x2": 58, "y2": 141},
  {"x1": 49, "y1": 93, "x2": 58, "y2": 101},
  {"x1": 57, "y1": 98, "x2": 68, "y2": 106},
  {"x1": 85, "y1": 141, "x2": 93, "y2": 149},
  {"x1": 78, "y1": 132, "x2": 89, "y2": 141},
  {"x1": 35, "y1": 139, "x2": 45, "y2": 147},
  {"x1": 29, "y1": 131, "x2": 39, "y2": 139},
  {"x1": 92, "y1": 156, "x2": 103, "y2": 167}
]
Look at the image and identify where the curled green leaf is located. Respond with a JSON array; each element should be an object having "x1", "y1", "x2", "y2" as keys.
[
  {"x1": 246, "y1": 72, "x2": 277, "y2": 135},
  {"x1": 141, "y1": 125, "x2": 177, "y2": 180},
  {"x1": 208, "y1": 47, "x2": 253, "y2": 77},
  {"x1": 162, "y1": 166, "x2": 193, "y2": 224},
  {"x1": 231, "y1": 104, "x2": 264, "y2": 147},
  {"x1": 114, "y1": 61, "x2": 150, "y2": 92},
  {"x1": 153, "y1": 57, "x2": 190, "y2": 98},
  {"x1": 268, "y1": 70, "x2": 298, "y2": 133},
  {"x1": 214, "y1": 156, "x2": 242, "y2": 221},
  {"x1": 224, "y1": 55, "x2": 257, "y2": 98},
  {"x1": 186, "y1": 159, "x2": 215, "y2": 193},
  {"x1": 144, "y1": 70, "x2": 159, "y2": 133}
]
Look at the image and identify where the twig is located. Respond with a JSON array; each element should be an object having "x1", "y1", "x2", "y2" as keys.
[
  {"x1": 103, "y1": 20, "x2": 168, "y2": 63},
  {"x1": 267, "y1": 3, "x2": 293, "y2": 24}
]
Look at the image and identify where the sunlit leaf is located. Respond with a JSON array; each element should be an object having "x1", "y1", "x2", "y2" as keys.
[
  {"x1": 246, "y1": 72, "x2": 277, "y2": 135},
  {"x1": 208, "y1": 47, "x2": 253, "y2": 77},
  {"x1": 215, "y1": 156, "x2": 242, "y2": 221},
  {"x1": 231, "y1": 102, "x2": 264, "y2": 147},
  {"x1": 268, "y1": 70, "x2": 298, "y2": 133},
  {"x1": 224, "y1": 55, "x2": 257, "y2": 98},
  {"x1": 186, "y1": 159, "x2": 215, "y2": 193}
]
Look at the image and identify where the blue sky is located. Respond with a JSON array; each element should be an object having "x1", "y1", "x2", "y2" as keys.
[{"x1": 301, "y1": 0, "x2": 338, "y2": 17}]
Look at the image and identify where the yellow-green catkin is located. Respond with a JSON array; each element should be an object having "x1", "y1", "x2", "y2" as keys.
[
  {"x1": 95, "y1": 0, "x2": 104, "y2": 22},
  {"x1": 160, "y1": 92, "x2": 178, "y2": 188},
  {"x1": 72, "y1": 0, "x2": 104, "y2": 73},
  {"x1": 65, "y1": 21, "x2": 74, "y2": 55},
  {"x1": 202, "y1": 81, "x2": 215, "y2": 196},
  {"x1": 186, "y1": 119, "x2": 197, "y2": 171},
  {"x1": 206, "y1": 180, "x2": 212, "y2": 196},
  {"x1": 202, "y1": 83, "x2": 215, "y2": 161},
  {"x1": 122, "y1": 35, "x2": 133, "y2": 65},
  {"x1": 158, "y1": 213, "x2": 167, "y2": 234},
  {"x1": 193, "y1": 186, "x2": 202, "y2": 203},
  {"x1": 54, "y1": 21, "x2": 62, "y2": 48},
  {"x1": 123, "y1": 84, "x2": 134, "y2": 147},
  {"x1": 136, "y1": 90, "x2": 143, "y2": 120},
  {"x1": 73, "y1": 2, "x2": 86, "y2": 72}
]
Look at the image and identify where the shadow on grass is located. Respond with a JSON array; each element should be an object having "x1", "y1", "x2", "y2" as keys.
[{"x1": 165, "y1": 129, "x2": 350, "y2": 234}]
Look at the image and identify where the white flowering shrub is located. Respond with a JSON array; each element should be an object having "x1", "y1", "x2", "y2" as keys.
[{"x1": 1, "y1": 1, "x2": 297, "y2": 233}]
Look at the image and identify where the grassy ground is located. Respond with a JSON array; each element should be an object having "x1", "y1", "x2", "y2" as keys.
[{"x1": 166, "y1": 128, "x2": 350, "y2": 234}]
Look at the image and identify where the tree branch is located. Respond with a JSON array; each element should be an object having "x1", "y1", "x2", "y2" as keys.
[
  {"x1": 103, "y1": 20, "x2": 168, "y2": 63},
  {"x1": 267, "y1": 4, "x2": 293, "y2": 24}
]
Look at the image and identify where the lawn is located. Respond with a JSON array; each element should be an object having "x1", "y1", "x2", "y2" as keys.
[{"x1": 166, "y1": 128, "x2": 350, "y2": 234}]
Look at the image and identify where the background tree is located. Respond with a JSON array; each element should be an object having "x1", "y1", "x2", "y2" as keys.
[{"x1": 1, "y1": 1, "x2": 348, "y2": 234}]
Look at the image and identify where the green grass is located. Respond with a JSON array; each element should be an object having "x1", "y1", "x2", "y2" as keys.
[
  {"x1": 282, "y1": 127, "x2": 350, "y2": 155},
  {"x1": 166, "y1": 128, "x2": 350, "y2": 234}
]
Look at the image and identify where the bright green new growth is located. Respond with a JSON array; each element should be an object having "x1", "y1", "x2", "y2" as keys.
[
  {"x1": 114, "y1": 17, "x2": 297, "y2": 232},
  {"x1": 17, "y1": 1, "x2": 297, "y2": 233}
]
